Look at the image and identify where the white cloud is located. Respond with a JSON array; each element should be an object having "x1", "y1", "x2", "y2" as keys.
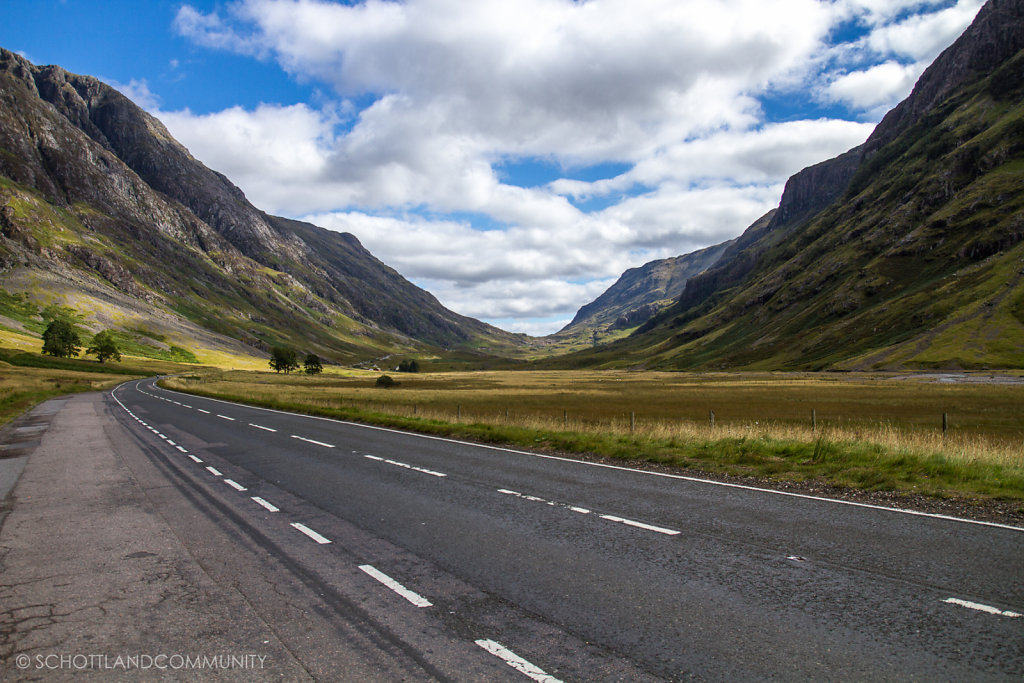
[
  {"x1": 826, "y1": 60, "x2": 922, "y2": 110},
  {"x1": 162, "y1": 0, "x2": 979, "y2": 334},
  {"x1": 823, "y1": 0, "x2": 983, "y2": 115},
  {"x1": 553, "y1": 119, "x2": 874, "y2": 199},
  {"x1": 157, "y1": 103, "x2": 340, "y2": 213},
  {"x1": 176, "y1": 0, "x2": 838, "y2": 165},
  {"x1": 861, "y1": 0, "x2": 984, "y2": 61},
  {"x1": 110, "y1": 77, "x2": 163, "y2": 111}
]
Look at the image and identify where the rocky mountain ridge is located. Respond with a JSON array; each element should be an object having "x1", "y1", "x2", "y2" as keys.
[
  {"x1": 557, "y1": 240, "x2": 733, "y2": 339},
  {"x1": 0, "y1": 47, "x2": 520, "y2": 361}
]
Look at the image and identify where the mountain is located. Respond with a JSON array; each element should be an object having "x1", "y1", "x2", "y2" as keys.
[
  {"x1": 556, "y1": 0, "x2": 1024, "y2": 371},
  {"x1": 553, "y1": 239, "x2": 734, "y2": 347},
  {"x1": 0, "y1": 48, "x2": 521, "y2": 362}
]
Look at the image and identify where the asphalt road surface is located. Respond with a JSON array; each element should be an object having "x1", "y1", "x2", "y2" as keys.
[{"x1": 106, "y1": 377, "x2": 1023, "y2": 681}]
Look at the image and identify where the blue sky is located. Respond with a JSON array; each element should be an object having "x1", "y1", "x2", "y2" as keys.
[{"x1": 1, "y1": 0, "x2": 984, "y2": 335}]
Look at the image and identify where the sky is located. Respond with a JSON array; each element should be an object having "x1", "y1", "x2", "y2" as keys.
[{"x1": 1, "y1": 0, "x2": 984, "y2": 335}]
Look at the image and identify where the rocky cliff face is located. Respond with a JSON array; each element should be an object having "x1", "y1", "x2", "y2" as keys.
[
  {"x1": 769, "y1": 146, "x2": 863, "y2": 231},
  {"x1": 863, "y1": 0, "x2": 1024, "y2": 159},
  {"x1": 560, "y1": 240, "x2": 733, "y2": 336},
  {"x1": 0, "y1": 48, "x2": 518, "y2": 358}
]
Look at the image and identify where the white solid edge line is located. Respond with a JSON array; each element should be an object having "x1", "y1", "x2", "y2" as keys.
[
  {"x1": 474, "y1": 639, "x2": 564, "y2": 683},
  {"x1": 943, "y1": 597, "x2": 1022, "y2": 618},
  {"x1": 358, "y1": 565, "x2": 433, "y2": 608},
  {"x1": 290, "y1": 522, "x2": 332, "y2": 544},
  {"x1": 251, "y1": 496, "x2": 280, "y2": 513},
  {"x1": 224, "y1": 478, "x2": 247, "y2": 492},
  {"x1": 600, "y1": 514, "x2": 680, "y2": 536},
  {"x1": 141, "y1": 381, "x2": 1024, "y2": 533},
  {"x1": 291, "y1": 435, "x2": 335, "y2": 448}
]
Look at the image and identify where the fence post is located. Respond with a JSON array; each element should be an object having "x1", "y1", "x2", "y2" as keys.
[
  {"x1": 457, "y1": 404, "x2": 461, "y2": 421},
  {"x1": 709, "y1": 409, "x2": 715, "y2": 429},
  {"x1": 564, "y1": 410, "x2": 568, "y2": 429},
  {"x1": 812, "y1": 408, "x2": 816, "y2": 433},
  {"x1": 630, "y1": 411, "x2": 636, "y2": 434},
  {"x1": 942, "y1": 412, "x2": 948, "y2": 437}
]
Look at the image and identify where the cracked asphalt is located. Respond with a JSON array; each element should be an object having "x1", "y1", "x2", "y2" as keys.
[{"x1": 0, "y1": 393, "x2": 310, "y2": 681}]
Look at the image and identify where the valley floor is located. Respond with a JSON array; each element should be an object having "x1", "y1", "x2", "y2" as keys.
[{"x1": 160, "y1": 367, "x2": 1024, "y2": 511}]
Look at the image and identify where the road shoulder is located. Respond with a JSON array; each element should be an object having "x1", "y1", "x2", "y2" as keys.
[{"x1": 0, "y1": 392, "x2": 310, "y2": 680}]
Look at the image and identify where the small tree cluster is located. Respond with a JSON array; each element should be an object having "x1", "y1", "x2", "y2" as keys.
[
  {"x1": 397, "y1": 359, "x2": 420, "y2": 373},
  {"x1": 42, "y1": 319, "x2": 81, "y2": 358},
  {"x1": 87, "y1": 330, "x2": 122, "y2": 363},
  {"x1": 303, "y1": 353, "x2": 323, "y2": 375},
  {"x1": 375, "y1": 374, "x2": 397, "y2": 388},
  {"x1": 269, "y1": 346, "x2": 300, "y2": 373},
  {"x1": 42, "y1": 318, "x2": 124, "y2": 363}
]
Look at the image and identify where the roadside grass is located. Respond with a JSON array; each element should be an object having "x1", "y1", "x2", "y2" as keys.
[
  {"x1": 0, "y1": 363, "x2": 136, "y2": 425},
  {"x1": 161, "y1": 369, "x2": 1024, "y2": 503},
  {"x1": 0, "y1": 348, "x2": 196, "y2": 427}
]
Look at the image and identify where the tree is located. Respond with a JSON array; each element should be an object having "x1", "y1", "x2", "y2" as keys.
[
  {"x1": 303, "y1": 353, "x2": 323, "y2": 375},
  {"x1": 375, "y1": 374, "x2": 396, "y2": 388},
  {"x1": 269, "y1": 346, "x2": 299, "y2": 373},
  {"x1": 86, "y1": 330, "x2": 121, "y2": 363},
  {"x1": 42, "y1": 319, "x2": 81, "y2": 358},
  {"x1": 397, "y1": 359, "x2": 420, "y2": 373}
]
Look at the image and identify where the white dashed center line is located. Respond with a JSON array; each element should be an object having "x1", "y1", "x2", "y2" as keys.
[
  {"x1": 291, "y1": 435, "x2": 335, "y2": 448},
  {"x1": 498, "y1": 489, "x2": 677, "y2": 535},
  {"x1": 197, "y1": 409, "x2": 210, "y2": 414},
  {"x1": 249, "y1": 423, "x2": 278, "y2": 432},
  {"x1": 224, "y1": 479, "x2": 247, "y2": 492},
  {"x1": 943, "y1": 598, "x2": 1022, "y2": 618},
  {"x1": 599, "y1": 514, "x2": 680, "y2": 536},
  {"x1": 205, "y1": 466, "x2": 223, "y2": 477},
  {"x1": 251, "y1": 496, "x2": 280, "y2": 513},
  {"x1": 475, "y1": 639, "x2": 564, "y2": 683},
  {"x1": 217, "y1": 414, "x2": 236, "y2": 421},
  {"x1": 290, "y1": 522, "x2": 332, "y2": 544},
  {"x1": 359, "y1": 565, "x2": 433, "y2": 608},
  {"x1": 364, "y1": 454, "x2": 446, "y2": 477},
  {"x1": 188, "y1": 455, "x2": 203, "y2": 464}
]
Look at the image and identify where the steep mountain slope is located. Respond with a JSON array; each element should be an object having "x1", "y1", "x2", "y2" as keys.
[
  {"x1": 0, "y1": 48, "x2": 519, "y2": 361},
  {"x1": 554, "y1": 239, "x2": 734, "y2": 346},
  {"x1": 560, "y1": 0, "x2": 1024, "y2": 371}
]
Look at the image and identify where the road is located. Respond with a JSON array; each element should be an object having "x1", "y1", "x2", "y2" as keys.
[{"x1": 107, "y1": 377, "x2": 1023, "y2": 681}]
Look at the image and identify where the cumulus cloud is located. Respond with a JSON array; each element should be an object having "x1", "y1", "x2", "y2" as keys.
[
  {"x1": 161, "y1": 0, "x2": 980, "y2": 334},
  {"x1": 826, "y1": 61, "x2": 922, "y2": 111},
  {"x1": 823, "y1": 0, "x2": 983, "y2": 116}
]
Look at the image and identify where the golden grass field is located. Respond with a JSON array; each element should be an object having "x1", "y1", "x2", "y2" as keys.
[
  {"x1": 164, "y1": 367, "x2": 1024, "y2": 501},
  {"x1": 0, "y1": 361, "x2": 138, "y2": 424},
  {"x1": 1, "y1": 334, "x2": 1021, "y2": 503}
]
